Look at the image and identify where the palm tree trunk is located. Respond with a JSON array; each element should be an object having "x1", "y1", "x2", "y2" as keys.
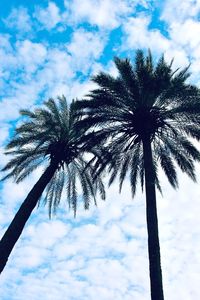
[
  {"x1": 0, "y1": 162, "x2": 58, "y2": 274},
  {"x1": 142, "y1": 137, "x2": 164, "y2": 300}
]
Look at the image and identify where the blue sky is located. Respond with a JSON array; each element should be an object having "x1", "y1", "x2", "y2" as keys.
[{"x1": 0, "y1": 1, "x2": 200, "y2": 299}]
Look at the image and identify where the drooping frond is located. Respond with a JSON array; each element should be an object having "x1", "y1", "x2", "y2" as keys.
[{"x1": 157, "y1": 146, "x2": 178, "y2": 188}]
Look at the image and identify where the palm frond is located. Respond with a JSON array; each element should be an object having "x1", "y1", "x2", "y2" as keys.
[{"x1": 158, "y1": 147, "x2": 178, "y2": 188}]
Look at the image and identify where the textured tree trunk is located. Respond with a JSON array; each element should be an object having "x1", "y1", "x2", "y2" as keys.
[
  {"x1": 142, "y1": 137, "x2": 164, "y2": 300},
  {"x1": 0, "y1": 162, "x2": 57, "y2": 274}
]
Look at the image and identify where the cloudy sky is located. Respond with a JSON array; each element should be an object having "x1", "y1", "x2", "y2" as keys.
[{"x1": 0, "y1": 0, "x2": 200, "y2": 299}]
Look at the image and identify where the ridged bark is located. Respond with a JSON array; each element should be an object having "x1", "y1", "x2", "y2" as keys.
[
  {"x1": 0, "y1": 162, "x2": 57, "y2": 274},
  {"x1": 142, "y1": 137, "x2": 164, "y2": 300}
]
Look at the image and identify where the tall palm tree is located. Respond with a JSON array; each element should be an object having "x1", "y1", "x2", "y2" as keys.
[
  {"x1": 74, "y1": 50, "x2": 200, "y2": 300},
  {"x1": 0, "y1": 96, "x2": 105, "y2": 274}
]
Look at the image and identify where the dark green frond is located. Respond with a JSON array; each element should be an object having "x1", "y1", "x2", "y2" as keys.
[
  {"x1": 158, "y1": 148, "x2": 178, "y2": 188},
  {"x1": 71, "y1": 169, "x2": 77, "y2": 217},
  {"x1": 146, "y1": 49, "x2": 153, "y2": 73},
  {"x1": 19, "y1": 109, "x2": 36, "y2": 118},
  {"x1": 129, "y1": 144, "x2": 141, "y2": 197},
  {"x1": 183, "y1": 125, "x2": 200, "y2": 141},
  {"x1": 154, "y1": 160, "x2": 162, "y2": 194},
  {"x1": 114, "y1": 57, "x2": 139, "y2": 101},
  {"x1": 119, "y1": 153, "x2": 131, "y2": 192}
]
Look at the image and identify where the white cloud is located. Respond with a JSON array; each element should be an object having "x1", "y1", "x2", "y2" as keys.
[
  {"x1": 162, "y1": 0, "x2": 200, "y2": 23},
  {"x1": 67, "y1": 29, "x2": 106, "y2": 72},
  {"x1": 25, "y1": 220, "x2": 69, "y2": 248},
  {"x1": 0, "y1": 125, "x2": 9, "y2": 146},
  {"x1": 0, "y1": 84, "x2": 41, "y2": 123},
  {"x1": 64, "y1": 0, "x2": 132, "y2": 29},
  {"x1": 0, "y1": 34, "x2": 16, "y2": 75},
  {"x1": 16, "y1": 40, "x2": 47, "y2": 74},
  {"x1": 161, "y1": 2, "x2": 200, "y2": 80},
  {"x1": 0, "y1": 38, "x2": 48, "y2": 120},
  {"x1": 37, "y1": 48, "x2": 75, "y2": 98},
  {"x1": 169, "y1": 19, "x2": 200, "y2": 51},
  {"x1": 64, "y1": 80, "x2": 97, "y2": 100},
  {"x1": 34, "y1": 2, "x2": 62, "y2": 30},
  {"x1": 3, "y1": 7, "x2": 33, "y2": 34},
  {"x1": 0, "y1": 27, "x2": 108, "y2": 125},
  {"x1": 122, "y1": 16, "x2": 170, "y2": 53},
  {"x1": 0, "y1": 34, "x2": 12, "y2": 51},
  {"x1": 164, "y1": 48, "x2": 189, "y2": 70},
  {"x1": 122, "y1": 15, "x2": 190, "y2": 69}
]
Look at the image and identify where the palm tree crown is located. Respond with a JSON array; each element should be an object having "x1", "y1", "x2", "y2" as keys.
[
  {"x1": 2, "y1": 96, "x2": 105, "y2": 216},
  {"x1": 76, "y1": 50, "x2": 200, "y2": 193}
]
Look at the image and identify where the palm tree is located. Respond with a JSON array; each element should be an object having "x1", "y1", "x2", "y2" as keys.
[
  {"x1": 0, "y1": 96, "x2": 105, "y2": 274},
  {"x1": 74, "y1": 50, "x2": 200, "y2": 300}
]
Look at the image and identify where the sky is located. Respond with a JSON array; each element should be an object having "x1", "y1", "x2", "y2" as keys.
[{"x1": 0, "y1": 0, "x2": 200, "y2": 299}]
